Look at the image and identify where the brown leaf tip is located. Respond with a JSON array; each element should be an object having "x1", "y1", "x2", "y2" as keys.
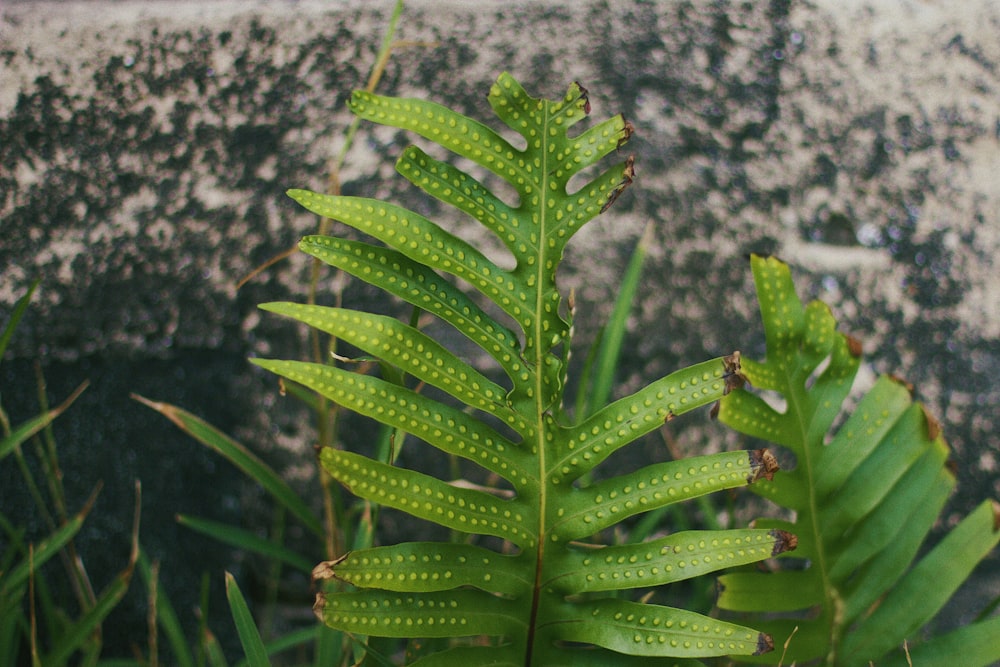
[
  {"x1": 748, "y1": 448, "x2": 780, "y2": 483},
  {"x1": 312, "y1": 561, "x2": 336, "y2": 581},
  {"x1": 991, "y1": 500, "x2": 1000, "y2": 532},
  {"x1": 617, "y1": 115, "x2": 635, "y2": 151},
  {"x1": 574, "y1": 81, "x2": 591, "y2": 115},
  {"x1": 846, "y1": 334, "x2": 864, "y2": 358},
  {"x1": 722, "y1": 350, "x2": 749, "y2": 395},
  {"x1": 312, "y1": 592, "x2": 327, "y2": 620},
  {"x1": 600, "y1": 154, "x2": 635, "y2": 213},
  {"x1": 312, "y1": 553, "x2": 349, "y2": 582},
  {"x1": 755, "y1": 632, "x2": 775, "y2": 655},
  {"x1": 921, "y1": 404, "x2": 942, "y2": 440},
  {"x1": 888, "y1": 373, "x2": 915, "y2": 395},
  {"x1": 770, "y1": 529, "x2": 798, "y2": 556}
]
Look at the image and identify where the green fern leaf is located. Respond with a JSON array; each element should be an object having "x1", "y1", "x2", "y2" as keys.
[
  {"x1": 716, "y1": 254, "x2": 1000, "y2": 666},
  {"x1": 553, "y1": 598, "x2": 772, "y2": 658},
  {"x1": 313, "y1": 542, "x2": 528, "y2": 594},
  {"x1": 257, "y1": 303, "x2": 514, "y2": 421},
  {"x1": 257, "y1": 73, "x2": 787, "y2": 664},
  {"x1": 296, "y1": 235, "x2": 524, "y2": 378}
]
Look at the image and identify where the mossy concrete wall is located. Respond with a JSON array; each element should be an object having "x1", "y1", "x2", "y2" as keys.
[{"x1": 3, "y1": 0, "x2": 999, "y2": 656}]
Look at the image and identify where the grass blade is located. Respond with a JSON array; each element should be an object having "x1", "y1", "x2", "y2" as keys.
[
  {"x1": 137, "y1": 549, "x2": 195, "y2": 667},
  {"x1": 0, "y1": 382, "x2": 88, "y2": 464},
  {"x1": 225, "y1": 572, "x2": 269, "y2": 667},
  {"x1": 0, "y1": 278, "x2": 40, "y2": 364},
  {"x1": 177, "y1": 514, "x2": 315, "y2": 575},
  {"x1": 202, "y1": 626, "x2": 229, "y2": 667},
  {"x1": 232, "y1": 626, "x2": 322, "y2": 667},
  {"x1": 132, "y1": 394, "x2": 323, "y2": 538},
  {"x1": 43, "y1": 481, "x2": 140, "y2": 667},
  {"x1": 585, "y1": 221, "x2": 652, "y2": 418},
  {"x1": 0, "y1": 486, "x2": 98, "y2": 597},
  {"x1": 43, "y1": 573, "x2": 130, "y2": 667}
]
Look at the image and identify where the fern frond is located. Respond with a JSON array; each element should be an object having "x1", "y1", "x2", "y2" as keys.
[
  {"x1": 716, "y1": 255, "x2": 1000, "y2": 666},
  {"x1": 258, "y1": 73, "x2": 786, "y2": 664}
]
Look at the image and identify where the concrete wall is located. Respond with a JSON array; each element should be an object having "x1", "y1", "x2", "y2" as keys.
[{"x1": 3, "y1": 0, "x2": 999, "y2": 658}]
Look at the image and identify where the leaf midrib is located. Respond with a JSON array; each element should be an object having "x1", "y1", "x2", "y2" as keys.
[
  {"x1": 524, "y1": 95, "x2": 559, "y2": 667},
  {"x1": 785, "y1": 357, "x2": 840, "y2": 664}
]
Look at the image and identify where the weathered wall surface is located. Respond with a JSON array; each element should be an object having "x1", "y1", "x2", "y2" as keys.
[{"x1": 2, "y1": 0, "x2": 999, "y2": 656}]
